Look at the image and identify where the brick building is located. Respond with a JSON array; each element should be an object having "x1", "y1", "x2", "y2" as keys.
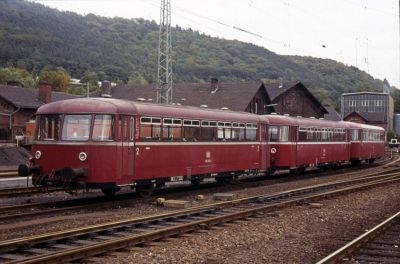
[{"x1": 0, "y1": 83, "x2": 77, "y2": 142}]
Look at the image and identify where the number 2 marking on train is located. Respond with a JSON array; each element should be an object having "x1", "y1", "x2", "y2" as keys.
[{"x1": 136, "y1": 147, "x2": 140, "y2": 156}]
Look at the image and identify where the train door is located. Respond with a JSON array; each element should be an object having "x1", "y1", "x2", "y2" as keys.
[
  {"x1": 120, "y1": 115, "x2": 134, "y2": 181},
  {"x1": 291, "y1": 126, "x2": 298, "y2": 167},
  {"x1": 128, "y1": 116, "x2": 135, "y2": 176},
  {"x1": 260, "y1": 123, "x2": 267, "y2": 169}
]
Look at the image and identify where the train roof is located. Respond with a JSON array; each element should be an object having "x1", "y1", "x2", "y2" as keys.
[
  {"x1": 344, "y1": 121, "x2": 385, "y2": 131},
  {"x1": 265, "y1": 114, "x2": 385, "y2": 131},
  {"x1": 37, "y1": 98, "x2": 267, "y2": 123},
  {"x1": 265, "y1": 114, "x2": 349, "y2": 128}
]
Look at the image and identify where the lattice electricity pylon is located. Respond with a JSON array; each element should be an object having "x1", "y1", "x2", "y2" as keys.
[{"x1": 156, "y1": 0, "x2": 173, "y2": 104}]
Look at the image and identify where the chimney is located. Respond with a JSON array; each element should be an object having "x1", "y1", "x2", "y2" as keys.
[
  {"x1": 38, "y1": 82, "x2": 52, "y2": 104},
  {"x1": 278, "y1": 77, "x2": 283, "y2": 89},
  {"x1": 101, "y1": 81, "x2": 112, "y2": 98},
  {"x1": 211, "y1": 77, "x2": 219, "y2": 94}
]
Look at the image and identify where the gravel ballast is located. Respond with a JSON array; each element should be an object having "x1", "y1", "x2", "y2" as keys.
[{"x1": 94, "y1": 182, "x2": 400, "y2": 264}]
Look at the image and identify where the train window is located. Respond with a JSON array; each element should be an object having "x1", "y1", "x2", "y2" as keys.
[
  {"x1": 37, "y1": 114, "x2": 61, "y2": 140},
  {"x1": 162, "y1": 118, "x2": 182, "y2": 140},
  {"x1": 279, "y1": 126, "x2": 289, "y2": 142},
  {"x1": 321, "y1": 128, "x2": 327, "y2": 141},
  {"x1": 246, "y1": 123, "x2": 257, "y2": 141},
  {"x1": 61, "y1": 115, "x2": 91, "y2": 141},
  {"x1": 307, "y1": 128, "x2": 314, "y2": 141},
  {"x1": 224, "y1": 122, "x2": 232, "y2": 140},
  {"x1": 164, "y1": 118, "x2": 173, "y2": 125},
  {"x1": 299, "y1": 127, "x2": 307, "y2": 141},
  {"x1": 130, "y1": 117, "x2": 135, "y2": 141},
  {"x1": 173, "y1": 119, "x2": 182, "y2": 125},
  {"x1": 269, "y1": 126, "x2": 279, "y2": 142},
  {"x1": 183, "y1": 119, "x2": 200, "y2": 141},
  {"x1": 217, "y1": 122, "x2": 225, "y2": 140},
  {"x1": 92, "y1": 115, "x2": 114, "y2": 141},
  {"x1": 183, "y1": 119, "x2": 200, "y2": 126},
  {"x1": 201, "y1": 120, "x2": 217, "y2": 141},
  {"x1": 231, "y1": 123, "x2": 244, "y2": 141},
  {"x1": 351, "y1": 130, "x2": 358, "y2": 141},
  {"x1": 141, "y1": 117, "x2": 151, "y2": 124},
  {"x1": 140, "y1": 116, "x2": 161, "y2": 141}
]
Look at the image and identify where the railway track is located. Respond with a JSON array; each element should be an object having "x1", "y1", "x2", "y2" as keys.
[
  {"x1": 316, "y1": 210, "x2": 400, "y2": 264},
  {"x1": 0, "y1": 169, "x2": 399, "y2": 263},
  {"x1": 0, "y1": 153, "x2": 394, "y2": 201},
  {"x1": 1, "y1": 163, "x2": 400, "y2": 223},
  {"x1": 0, "y1": 186, "x2": 62, "y2": 199},
  {"x1": 0, "y1": 171, "x2": 18, "y2": 178}
]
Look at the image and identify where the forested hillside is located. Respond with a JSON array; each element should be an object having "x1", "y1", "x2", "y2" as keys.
[{"x1": 0, "y1": 0, "x2": 392, "y2": 109}]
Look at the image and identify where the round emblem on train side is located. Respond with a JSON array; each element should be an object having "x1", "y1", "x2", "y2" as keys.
[
  {"x1": 271, "y1": 148, "x2": 277, "y2": 154},
  {"x1": 79, "y1": 152, "x2": 87, "y2": 162}
]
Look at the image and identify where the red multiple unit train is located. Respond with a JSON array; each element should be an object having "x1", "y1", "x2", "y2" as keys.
[{"x1": 18, "y1": 98, "x2": 385, "y2": 196}]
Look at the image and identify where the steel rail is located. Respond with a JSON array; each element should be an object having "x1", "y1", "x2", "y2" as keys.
[
  {"x1": 0, "y1": 161, "x2": 398, "y2": 223},
  {"x1": 0, "y1": 171, "x2": 18, "y2": 178},
  {"x1": 316, "y1": 211, "x2": 400, "y2": 264},
  {"x1": 0, "y1": 166, "x2": 399, "y2": 224},
  {"x1": 0, "y1": 173, "x2": 399, "y2": 263},
  {"x1": 0, "y1": 187, "x2": 62, "y2": 198}
]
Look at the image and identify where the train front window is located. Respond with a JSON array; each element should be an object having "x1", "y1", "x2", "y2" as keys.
[
  {"x1": 61, "y1": 115, "x2": 91, "y2": 141},
  {"x1": 93, "y1": 115, "x2": 114, "y2": 141},
  {"x1": 269, "y1": 126, "x2": 279, "y2": 142},
  {"x1": 37, "y1": 115, "x2": 61, "y2": 140}
]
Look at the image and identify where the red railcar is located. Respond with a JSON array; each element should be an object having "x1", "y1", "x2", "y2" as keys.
[
  {"x1": 346, "y1": 122, "x2": 385, "y2": 164},
  {"x1": 18, "y1": 97, "x2": 386, "y2": 196},
  {"x1": 267, "y1": 115, "x2": 351, "y2": 173},
  {"x1": 19, "y1": 98, "x2": 269, "y2": 195}
]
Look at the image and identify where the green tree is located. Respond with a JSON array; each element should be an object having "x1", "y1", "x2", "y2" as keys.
[
  {"x1": 38, "y1": 70, "x2": 70, "y2": 92},
  {"x1": 80, "y1": 71, "x2": 99, "y2": 87},
  {"x1": 387, "y1": 130, "x2": 396, "y2": 141},
  {"x1": 128, "y1": 74, "x2": 148, "y2": 85},
  {"x1": 0, "y1": 67, "x2": 35, "y2": 88},
  {"x1": 311, "y1": 88, "x2": 337, "y2": 108}
]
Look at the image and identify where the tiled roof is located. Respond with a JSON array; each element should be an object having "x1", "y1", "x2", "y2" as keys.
[
  {"x1": 262, "y1": 80, "x2": 328, "y2": 114},
  {"x1": 324, "y1": 106, "x2": 342, "y2": 121},
  {"x1": 344, "y1": 111, "x2": 386, "y2": 123},
  {"x1": 262, "y1": 80, "x2": 301, "y2": 101},
  {"x1": 0, "y1": 85, "x2": 78, "y2": 109},
  {"x1": 92, "y1": 81, "x2": 268, "y2": 112}
]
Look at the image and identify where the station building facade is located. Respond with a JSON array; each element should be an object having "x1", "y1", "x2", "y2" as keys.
[{"x1": 341, "y1": 92, "x2": 394, "y2": 131}]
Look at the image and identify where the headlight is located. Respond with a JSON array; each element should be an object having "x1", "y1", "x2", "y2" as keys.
[
  {"x1": 79, "y1": 152, "x2": 87, "y2": 162},
  {"x1": 35, "y1": 150, "x2": 42, "y2": 160}
]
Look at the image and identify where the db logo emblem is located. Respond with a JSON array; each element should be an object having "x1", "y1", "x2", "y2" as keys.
[{"x1": 271, "y1": 148, "x2": 277, "y2": 154}]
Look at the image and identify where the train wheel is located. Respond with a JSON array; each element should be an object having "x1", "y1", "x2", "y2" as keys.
[
  {"x1": 190, "y1": 178, "x2": 203, "y2": 185},
  {"x1": 136, "y1": 184, "x2": 155, "y2": 198},
  {"x1": 368, "y1": 158, "x2": 376, "y2": 165},
  {"x1": 216, "y1": 176, "x2": 233, "y2": 185},
  {"x1": 101, "y1": 187, "x2": 121, "y2": 196},
  {"x1": 289, "y1": 168, "x2": 300, "y2": 175}
]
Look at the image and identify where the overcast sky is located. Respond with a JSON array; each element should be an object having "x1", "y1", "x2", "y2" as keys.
[{"x1": 34, "y1": 0, "x2": 399, "y2": 88}]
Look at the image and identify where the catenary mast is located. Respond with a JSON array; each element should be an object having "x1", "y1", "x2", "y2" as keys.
[{"x1": 156, "y1": 0, "x2": 173, "y2": 104}]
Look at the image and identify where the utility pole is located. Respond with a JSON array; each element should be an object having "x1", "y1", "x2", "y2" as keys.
[{"x1": 156, "y1": 0, "x2": 173, "y2": 104}]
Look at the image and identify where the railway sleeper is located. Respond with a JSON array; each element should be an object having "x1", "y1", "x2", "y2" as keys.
[
  {"x1": 354, "y1": 255, "x2": 400, "y2": 263},
  {"x1": 358, "y1": 248, "x2": 400, "y2": 257}
]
